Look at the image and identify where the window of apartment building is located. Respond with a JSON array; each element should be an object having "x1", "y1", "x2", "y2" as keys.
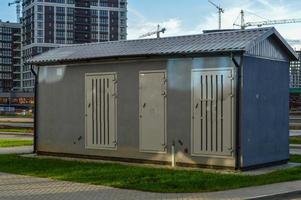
[
  {"x1": 67, "y1": 8, "x2": 74, "y2": 15},
  {"x1": 99, "y1": 10, "x2": 108, "y2": 17},
  {"x1": 38, "y1": 13, "x2": 43, "y2": 20},
  {"x1": 0, "y1": 35, "x2": 12, "y2": 41},
  {"x1": 120, "y1": 12, "x2": 126, "y2": 18},
  {"x1": 0, "y1": 73, "x2": 12, "y2": 79},
  {"x1": 0, "y1": 58, "x2": 12, "y2": 65},
  {"x1": 91, "y1": 17, "x2": 98, "y2": 24},
  {"x1": 37, "y1": 37, "x2": 43, "y2": 43},
  {"x1": 36, "y1": 47, "x2": 43, "y2": 54},
  {"x1": 37, "y1": 30, "x2": 43, "y2": 37},
  {"x1": 99, "y1": 34, "x2": 108, "y2": 41},
  {"x1": 0, "y1": 50, "x2": 12, "y2": 57},
  {"x1": 91, "y1": 9, "x2": 98, "y2": 16},
  {"x1": 67, "y1": 31, "x2": 73, "y2": 39},
  {"x1": 0, "y1": 42, "x2": 11, "y2": 49},
  {"x1": 91, "y1": 33, "x2": 97, "y2": 40},
  {"x1": 67, "y1": 16, "x2": 73, "y2": 22},
  {"x1": 56, "y1": 39, "x2": 65, "y2": 44},
  {"x1": 0, "y1": 66, "x2": 11, "y2": 72},
  {"x1": 91, "y1": 25, "x2": 98, "y2": 31},
  {"x1": 91, "y1": 0, "x2": 98, "y2": 6},
  {"x1": 45, "y1": 0, "x2": 65, "y2": 3},
  {"x1": 99, "y1": 26, "x2": 108, "y2": 32},
  {"x1": 56, "y1": 15, "x2": 65, "y2": 22},
  {"x1": 67, "y1": 0, "x2": 74, "y2": 4},
  {"x1": 99, "y1": 18, "x2": 108, "y2": 25},
  {"x1": 120, "y1": 19, "x2": 126, "y2": 26},
  {"x1": 0, "y1": 28, "x2": 12, "y2": 34},
  {"x1": 100, "y1": 1, "x2": 108, "y2": 7},
  {"x1": 37, "y1": 5, "x2": 43, "y2": 12},
  {"x1": 67, "y1": 23, "x2": 73, "y2": 30},
  {"x1": 56, "y1": 7, "x2": 65, "y2": 14},
  {"x1": 56, "y1": 23, "x2": 65, "y2": 30},
  {"x1": 38, "y1": 22, "x2": 43, "y2": 29},
  {"x1": 56, "y1": 30, "x2": 65, "y2": 38}
]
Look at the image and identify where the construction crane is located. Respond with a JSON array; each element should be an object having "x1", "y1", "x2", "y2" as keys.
[
  {"x1": 287, "y1": 40, "x2": 301, "y2": 45},
  {"x1": 234, "y1": 10, "x2": 301, "y2": 29},
  {"x1": 8, "y1": 0, "x2": 21, "y2": 23},
  {"x1": 208, "y1": 0, "x2": 224, "y2": 30},
  {"x1": 139, "y1": 25, "x2": 166, "y2": 39}
]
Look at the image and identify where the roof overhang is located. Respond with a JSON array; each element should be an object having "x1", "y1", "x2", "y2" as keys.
[{"x1": 27, "y1": 50, "x2": 244, "y2": 66}]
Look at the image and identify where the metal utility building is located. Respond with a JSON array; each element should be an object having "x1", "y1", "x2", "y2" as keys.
[{"x1": 28, "y1": 27, "x2": 298, "y2": 169}]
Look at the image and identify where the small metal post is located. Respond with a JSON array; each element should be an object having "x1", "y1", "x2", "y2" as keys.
[{"x1": 171, "y1": 140, "x2": 175, "y2": 167}]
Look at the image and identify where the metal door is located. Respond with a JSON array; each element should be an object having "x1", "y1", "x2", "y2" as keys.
[
  {"x1": 192, "y1": 68, "x2": 234, "y2": 156},
  {"x1": 85, "y1": 73, "x2": 117, "y2": 149},
  {"x1": 139, "y1": 71, "x2": 167, "y2": 153}
]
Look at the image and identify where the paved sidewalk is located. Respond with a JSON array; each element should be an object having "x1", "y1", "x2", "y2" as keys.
[
  {"x1": 0, "y1": 146, "x2": 33, "y2": 155},
  {"x1": 1, "y1": 172, "x2": 301, "y2": 200},
  {"x1": 290, "y1": 130, "x2": 301, "y2": 136},
  {"x1": 0, "y1": 134, "x2": 33, "y2": 139},
  {"x1": 0, "y1": 118, "x2": 33, "y2": 123}
]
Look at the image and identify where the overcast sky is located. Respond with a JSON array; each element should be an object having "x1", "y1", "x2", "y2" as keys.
[{"x1": 0, "y1": 0, "x2": 300, "y2": 49}]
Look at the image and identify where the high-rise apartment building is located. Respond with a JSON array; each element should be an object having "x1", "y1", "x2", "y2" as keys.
[
  {"x1": 290, "y1": 51, "x2": 301, "y2": 89},
  {"x1": 22, "y1": 0, "x2": 127, "y2": 92},
  {"x1": 0, "y1": 21, "x2": 21, "y2": 92}
]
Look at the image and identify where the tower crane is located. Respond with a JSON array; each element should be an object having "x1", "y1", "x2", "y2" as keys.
[
  {"x1": 8, "y1": 0, "x2": 21, "y2": 23},
  {"x1": 287, "y1": 40, "x2": 301, "y2": 44},
  {"x1": 139, "y1": 25, "x2": 166, "y2": 39},
  {"x1": 234, "y1": 10, "x2": 301, "y2": 29},
  {"x1": 208, "y1": 0, "x2": 224, "y2": 30}
]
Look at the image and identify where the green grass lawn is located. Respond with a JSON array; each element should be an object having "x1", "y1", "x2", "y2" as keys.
[
  {"x1": 0, "y1": 114, "x2": 33, "y2": 118},
  {"x1": 0, "y1": 139, "x2": 33, "y2": 147},
  {"x1": 0, "y1": 128, "x2": 33, "y2": 133},
  {"x1": 0, "y1": 154, "x2": 300, "y2": 193},
  {"x1": 290, "y1": 136, "x2": 301, "y2": 144}
]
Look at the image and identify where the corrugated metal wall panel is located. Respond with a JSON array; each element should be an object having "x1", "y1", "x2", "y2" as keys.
[
  {"x1": 192, "y1": 69, "x2": 234, "y2": 156},
  {"x1": 85, "y1": 73, "x2": 117, "y2": 149}
]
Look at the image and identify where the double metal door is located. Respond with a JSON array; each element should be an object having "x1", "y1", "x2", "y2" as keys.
[
  {"x1": 85, "y1": 73, "x2": 117, "y2": 149},
  {"x1": 192, "y1": 69, "x2": 234, "y2": 156}
]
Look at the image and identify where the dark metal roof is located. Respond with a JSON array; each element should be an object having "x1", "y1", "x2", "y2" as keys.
[{"x1": 27, "y1": 27, "x2": 298, "y2": 65}]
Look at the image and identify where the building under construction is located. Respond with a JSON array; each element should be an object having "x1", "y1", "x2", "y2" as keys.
[{"x1": 290, "y1": 51, "x2": 301, "y2": 110}]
